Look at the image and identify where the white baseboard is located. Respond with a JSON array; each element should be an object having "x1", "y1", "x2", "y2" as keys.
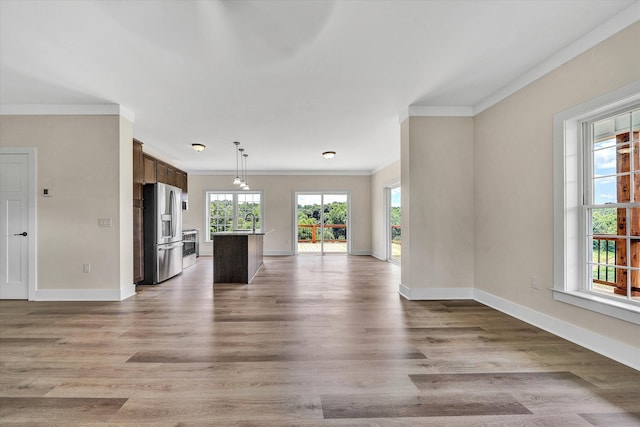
[
  {"x1": 351, "y1": 250, "x2": 372, "y2": 256},
  {"x1": 474, "y1": 289, "x2": 639, "y2": 371},
  {"x1": 120, "y1": 284, "x2": 137, "y2": 301},
  {"x1": 398, "y1": 285, "x2": 474, "y2": 300},
  {"x1": 399, "y1": 283, "x2": 411, "y2": 299},
  {"x1": 34, "y1": 286, "x2": 136, "y2": 301},
  {"x1": 398, "y1": 284, "x2": 639, "y2": 371}
]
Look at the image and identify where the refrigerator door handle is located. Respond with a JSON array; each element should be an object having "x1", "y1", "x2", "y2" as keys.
[
  {"x1": 159, "y1": 242, "x2": 184, "y2": 251},
  {"x1": 169, "y1": 190, "x2": 175, "y2": 238}
]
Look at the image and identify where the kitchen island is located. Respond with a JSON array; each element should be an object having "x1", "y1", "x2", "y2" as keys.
[{"x1": 212, "y1": 232, "x2": 264, "y2": 283}]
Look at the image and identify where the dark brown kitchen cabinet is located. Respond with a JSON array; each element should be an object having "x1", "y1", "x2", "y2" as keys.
[
  {"x1": 133, "y1": 140, "x2": 144, "y2": 200},
  {"x1": 133, "y1": 139, "x2": 145, "y2": 283},
  {"x1": 143, "y1": 155, "x2": 156, "y2": 184},
  {"x1": 156, "y1": 161, "x2": 167, "y2": 184},
  {"x1": 180, "y1": 172, "x2": 188, "y2": 193},
  {"x1": 133, "y1": 202, "x2": 144, "y2": 282},
  {"x1": 166, "y1": 165, "x2": 178, "y2": 187},
  {"x1": 147, "y1": 157, "x2": 187, "y2": 192}
]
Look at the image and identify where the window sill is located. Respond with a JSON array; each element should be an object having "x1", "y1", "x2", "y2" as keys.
[{"x1": 552, "y1": 289, "x2": 640, "y2": 325}]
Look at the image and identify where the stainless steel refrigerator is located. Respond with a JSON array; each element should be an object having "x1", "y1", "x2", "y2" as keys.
[{"x1": 143, "y1": 182, "x2": 183, "y2": 284}]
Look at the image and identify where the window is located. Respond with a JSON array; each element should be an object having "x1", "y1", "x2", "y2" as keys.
[
  {"x1": 553, "y1": 82, "x2": 640, "y2": 325},
  {"x1": 205, "y1": 191, "x2": 263, "y2": 241},
  {"x1": 586, "y1": 109, "x2": 640, "y2": 300},
  {"x1": 385, "y1": 184, "x2": 401, "y2": 263}
]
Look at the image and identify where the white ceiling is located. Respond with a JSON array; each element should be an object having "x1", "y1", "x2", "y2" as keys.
[{"x1": 1, "y1": 0, "x2": 638, "y2": 174}]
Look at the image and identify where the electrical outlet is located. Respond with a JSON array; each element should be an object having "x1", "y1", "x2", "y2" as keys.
[
  {"x1": 83, "y1": 263, "x2": 90, "y2": 273},
  {"x1": 42, "y1": 188, "x2": 52, "y2": 197},
  {"x1": 530, "y1": 276, "x2": 540, "y2": 290}
]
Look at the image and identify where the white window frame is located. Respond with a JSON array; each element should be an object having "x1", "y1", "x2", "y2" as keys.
[
  {"x1": 553, "y1": 81, "x2": 640, "y2": 325},
  {"x1": 384, "y1": 181, "x2": 401, "y2": 264},
  {"x1": 204, "y1": 190, "x2": 264, "y2": 242}
]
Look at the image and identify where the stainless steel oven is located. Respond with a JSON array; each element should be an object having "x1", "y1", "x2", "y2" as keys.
[{"x1": 182, "y1": 229, "x2": 198, "y2": 269}]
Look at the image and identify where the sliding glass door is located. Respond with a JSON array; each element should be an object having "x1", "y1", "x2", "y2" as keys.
[{"x1": 296, "y1": 192, "x2": 349, "y2": 254}]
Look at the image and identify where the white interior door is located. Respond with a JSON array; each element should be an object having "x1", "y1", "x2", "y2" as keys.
[{"x1": 0, "y1": 152, "x2": 30, "y2": 299}]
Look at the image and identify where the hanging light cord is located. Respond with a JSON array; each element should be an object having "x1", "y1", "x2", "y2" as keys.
[{"x1": 243, "y1": 153, "x2": 249, "y2": 189}]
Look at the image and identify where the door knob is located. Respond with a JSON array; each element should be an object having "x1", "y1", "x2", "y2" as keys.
[{"x1": 14, "y1": 232, "x2": 27, "y2": 236}]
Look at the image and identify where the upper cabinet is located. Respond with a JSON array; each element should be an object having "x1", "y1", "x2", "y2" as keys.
[
  {"x1": 179, "y1": 171, "x2": 187, "y2": 193},
  {"x1": 140, "y1": 151, "x2": 188, "y2": 195},
  {"x1": 143, "y1": 155, "x2": 157, "y2": 184},
  {"x1": 133, "y1": 139, "x2": 144, "y2": 200},
  {"x1": 166, "y1": 164, "x2": 178, "y2": 187},
  {"x1": 156, "y1": 161, "x2": 167, "y2": 184}
]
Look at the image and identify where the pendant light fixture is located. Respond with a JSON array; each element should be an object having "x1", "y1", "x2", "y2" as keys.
[
  {"x1": 233, "y1": 141, "x2": 241, "y2": 185},
  {"x1": 243, "y1": 153, "x2": 250, "y2": 190},
  {"x1": 239, "y1": 148, "x2": 247, "y2": 188}
]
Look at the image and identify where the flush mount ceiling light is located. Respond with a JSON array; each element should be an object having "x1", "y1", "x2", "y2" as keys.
[
  {"x1": 322, "y1": 151, "x2": 336, "y2": 159},
  {"x1": 192, "y1": 143, "x2": 206, "y2": 152}
]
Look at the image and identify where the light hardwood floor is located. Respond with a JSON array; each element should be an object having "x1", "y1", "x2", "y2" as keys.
[{"x1": 1, "y1": 256, "x2": 639, "y2": 426}]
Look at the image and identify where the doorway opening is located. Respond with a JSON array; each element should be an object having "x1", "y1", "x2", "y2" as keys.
[
  {"x1": 295, "y1": 192, "x2": 350, "y2": 254},
  {"x1": 387, "y1": 185, "x2": 401, "y2": 263}
]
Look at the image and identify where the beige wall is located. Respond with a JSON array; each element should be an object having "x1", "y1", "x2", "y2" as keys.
[
  {"x1": 370, "y1": 161, "x2": 400, "y2": 260},
  {"x1": 183, "y1": 174, "x2": 372, "y2": 256},
  {"x1": 401, "y1": 116, "x2": 475, "y2": 293},
  {"x1": 0, "y1": 115, "x2": 134, "y2": 298},
  {"x1": 474, "y1": 23, "x2": 640, "y2": 347}
]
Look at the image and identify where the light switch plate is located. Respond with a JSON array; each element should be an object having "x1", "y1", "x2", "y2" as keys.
[{"x1": 98, "y1": 217, "x2": 112, "y2": 227}]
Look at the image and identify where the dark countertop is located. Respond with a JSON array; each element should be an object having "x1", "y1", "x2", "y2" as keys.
[{"x1": 213, "y1": 231, "x2": 266, "y2": 236}]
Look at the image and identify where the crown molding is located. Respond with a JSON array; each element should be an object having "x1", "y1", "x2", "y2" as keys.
[
  {"x1": 401, "y1": 2, "x2": 640, "y2": 121},
  {"x1": 473, "y1": 1, "x2": 640, "y2": 115},
  {"x1": 370, "y1": 157, "x2": 401, "y2": 175},
  {"x1": 0, "y1": 103, "x2": 135, "y2": 122},
  {"x1": 399, "y1": 106, "x2": 473, "y2": 122}
]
